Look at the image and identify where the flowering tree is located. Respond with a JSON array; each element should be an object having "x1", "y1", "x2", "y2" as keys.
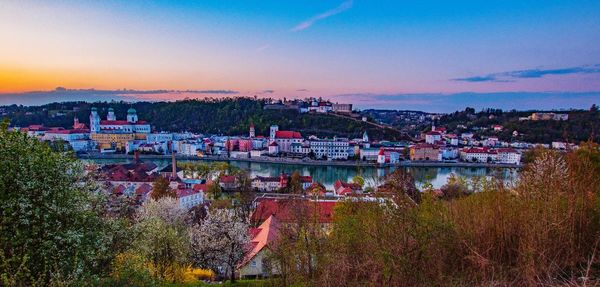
[
  {"x1": 189, "y1": 209, "x2": 249, "y2": 283},
  {"x1": 134, "y1": 198, "x2": 190, "y2": 282}
]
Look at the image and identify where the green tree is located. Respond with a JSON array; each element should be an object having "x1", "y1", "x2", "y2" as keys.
[{"x1": 0, "y1": 125, "x2": 111, "y2": 285}]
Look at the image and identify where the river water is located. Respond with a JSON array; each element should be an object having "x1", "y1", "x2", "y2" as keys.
[{"x1": 87, "y1": 158, "x2": 519, "y2": 190}]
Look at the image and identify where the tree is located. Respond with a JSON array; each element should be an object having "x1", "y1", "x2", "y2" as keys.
[
  {"x1": 352, "y1": 175, "x2": 365, "y2": 188},
  {"x1": 151, "y1": 176, "x2": 176, "y2": 200},
  {"x1": 206, "y1": 180, "x2": 222, "y2": 200},
  {"x1": 288, "y1": 171, "x2": 303, "y2": 194},
  {"x1": 189, "y1": 209, "x2": 249, "y2": 283},
  {"x1": 0, "y1": 126, "x2": 111, "y2": 285},
  {"x1": 133, "y1": 198, "x2": 190, "y2": 282},
  {"x1": 378, "y1": 169, "x2": 421, "y2": 204}
]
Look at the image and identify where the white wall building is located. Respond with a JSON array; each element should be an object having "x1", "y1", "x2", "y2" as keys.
[{"x1": 309, "y1": 138, "x2": 349, "y2": 160}]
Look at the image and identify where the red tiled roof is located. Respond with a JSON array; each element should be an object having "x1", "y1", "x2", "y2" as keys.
[
  {"x1": 46, "y1": 129, "x2": 89, "y2": 134},
  {"x1": 193, "y1": 183, "x2": 208, "y2": 192},
  {"x1": 268, "y1": 141, "x2": 278, "y2": 147},
  {"x1": 496, "y1": 148, "x2": 517, "y2": 153},
  {"x1": 135, "y1": 184, "x2": 152, "y2": 196},
  {"x1": 176, "y1": 188, "x2": 197, "y2": 198},
  {"x1": 275, "y1": 131, "x2": 302, "y2": 139},
  {"x1": 251, "y1": 199, "x2": 336, "y2": 224},
  {"x1": 100, "y1": 120, "x2": 148, "y2": 125},
  {"x1": 240, "y1": 216, "x2": 280, "y2": 268},
  {"x1": 220, "y1": 175, "x2": 236, "y2": 184}
]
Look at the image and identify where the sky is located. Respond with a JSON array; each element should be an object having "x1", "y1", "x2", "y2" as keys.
[{"x1": 1, "y1": 0, "x2": 599, "y2": 112}]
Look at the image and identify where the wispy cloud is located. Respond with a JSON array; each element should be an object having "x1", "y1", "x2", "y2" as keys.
[
  {"x1": 291, "y1": 0, "x2": 353, "y2": 32},
  {"x1": 255, "y1": 44, "x2": 270, "y2": 52},
  {"x1": 0, "y1": 88, "x2": 240, "y2": 106},
  {"x1": 453, "y1": 65, "x2": 600, "y2": 83},
  {"x1": 296, "y1": 89, "x2": 309, "y2": 92}
]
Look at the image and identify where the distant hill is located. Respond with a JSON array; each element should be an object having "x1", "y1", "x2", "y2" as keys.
[
  {"x1": 435, "y1": 107, "x2": 600, "y2": 144},
  {"x1": 1, "y1": 98, "x2": 410, "y2": 141}
]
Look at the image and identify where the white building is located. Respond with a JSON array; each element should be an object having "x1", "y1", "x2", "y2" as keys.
[
  {"x1": 176, "y1": 189, "x2": 204, "y2": 209},
  {"x1": 273, "y1": 130, "x2": 303, "y2": 153},
  {"x1": 496, "y1": 148, "x2": 521, "y2": 164},
  {"x1": 147, "y1": 133, "x2": 174, "y2": 143},
  {"x1": 460, "y1": 148, "x2": 498, "y2": 163},
  {"x1": 360, "y1": 148, "x2": 380, "y2": 161},
  {"x1": 425, "y1": 131, "x2": 442, "y2": 144},
  {"x1": 91, "y1": 107, "x2": 151, "y2": 134},
  {"x1": 309, "y1": 138, "x2": 349, "y2": 160},
  {"x1": 252, "y1": 176, "x2": 282, "y2": 192}
]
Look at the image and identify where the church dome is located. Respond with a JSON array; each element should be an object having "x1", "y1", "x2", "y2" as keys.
[{"x1": 127, "y1": 108, "x2": 137, "y2": 114}]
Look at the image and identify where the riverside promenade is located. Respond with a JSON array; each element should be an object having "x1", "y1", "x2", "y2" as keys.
[{"x1": 78, "y1": 152, "x2": 521, "y2": 169}]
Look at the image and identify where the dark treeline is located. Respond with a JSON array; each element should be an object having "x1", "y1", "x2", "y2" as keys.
[
  {"x1": 1, "y1": 98, "x2": 405, "y2": 140},
  {"x1": 436, "y1": 105, "x2": 600, "y2": 144}
]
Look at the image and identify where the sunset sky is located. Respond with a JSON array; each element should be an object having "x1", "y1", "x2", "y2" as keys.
[{"x1": 1, "y1": 0, "x2": 599, "y2": 111}]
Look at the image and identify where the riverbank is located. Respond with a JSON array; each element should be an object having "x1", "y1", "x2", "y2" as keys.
[{"x1": 77, "y1": 153, "x2": 521, "y2": 169}]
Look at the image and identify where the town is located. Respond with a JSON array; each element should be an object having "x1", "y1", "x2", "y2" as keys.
[{"x1": 12, "y1": 98, "x2": 580, "y2": 169}]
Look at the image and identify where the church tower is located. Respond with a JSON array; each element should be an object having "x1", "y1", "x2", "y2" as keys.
[
  {"x1": 249, "y1": 121, "x2": 255, "y2": 138},
  {"x1": 127, "y1": 108, "x2": 138, "y2": 123},
  {"x1": 89, "y1": 107, "x2": 100, "y2": 133},
  {"x1": 107, "y1": 107, "x2": 116, "y2": 121}
]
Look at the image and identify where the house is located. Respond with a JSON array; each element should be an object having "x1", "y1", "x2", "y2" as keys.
[
  {"x1": 333, "y1": 180, "x2": 362, "y2": 196},
  {"x1": 250, "y1": 149, "x2": 268, "y2": 158},
  {"x1": 332, "y1": 103, "x2": 352, "y2": 113},
  {"x1": 492, "y1": 125, "x2": 503, "y2": 131},
  {"x1": 176, "y1": 188, "x2": 204, "y2": 209},
  {"x1": 219, "y1": 175, "x2": 238, "y2": 190},
  {"x1": 273, "y1": 131, "x2": 303, "y2": 154},
  {"x1": 238, "y1": 215, "x2": 280, "y2": 279},
  {"x1": 251, "y1": 174, "x2": 313, "y2": 192},
  {"x1": 250, "y1": 198, "x2": 337, "y2": 229},
  {"x1": 268, "y1": 142, "x2": 279, "y2": 155},
  {"x1": 425, "y1": 131, "x2": 442, "y2": 144},
  {"x1": 409, "y1": 144, "x2": 441, "y2": 161},
  {"x1": 359, "y1": 147, "x2": 380, "y2": 161},
  {"x1": 252, "y1": 176, "x2": 282, "y2": 192}
]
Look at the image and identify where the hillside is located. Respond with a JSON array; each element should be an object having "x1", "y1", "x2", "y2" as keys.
[
  {"x1": 436, "y1": 107, "x2": 600, "y2": 143},
  {"x1": 1, "y1": 98, "x2": 408, "y2": 141}
]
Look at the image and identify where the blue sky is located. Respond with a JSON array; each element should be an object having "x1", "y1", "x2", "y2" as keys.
[{"x1": 0, "y1": 0, "x2": 599, "y2": 111}]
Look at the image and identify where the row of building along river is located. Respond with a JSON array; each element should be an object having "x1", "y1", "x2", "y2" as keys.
[{"x1": 86, "y1": 158, "x2": 519, "y2": 190}]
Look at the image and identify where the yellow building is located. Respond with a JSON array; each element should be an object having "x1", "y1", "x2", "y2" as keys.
[
  {"x1": 410, "y1": 144, "x2": 441, "y2": 161},
  {"x1": 91, "y1": 132, "x2": 136, "y2": 151}
]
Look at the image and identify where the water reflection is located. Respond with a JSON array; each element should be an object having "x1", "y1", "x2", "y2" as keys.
[{"x1": 86, "y1": 158, "x2": 519, "y2": 190}]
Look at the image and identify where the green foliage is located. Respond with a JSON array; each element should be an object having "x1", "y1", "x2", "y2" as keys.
[
  {"x1": 437, "y1": 107, "x2": 600, "y2": 143},
  {"x1": 2, "y1": 98, "x2": 404, "y2": 140},
  {"x1": 0, "y1": 127, "x2": 113, "y2": 285}
]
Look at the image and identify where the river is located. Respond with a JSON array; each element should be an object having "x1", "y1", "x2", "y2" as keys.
[{"x1": 86, "y1": 158, "x2": 519, "y2": 190}]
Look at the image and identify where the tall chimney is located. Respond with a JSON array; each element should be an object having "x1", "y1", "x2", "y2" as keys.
[{"x1": 171, "y1": 150, "x2": 177, "y2": 179}]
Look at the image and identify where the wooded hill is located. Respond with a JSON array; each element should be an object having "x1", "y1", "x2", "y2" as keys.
[{"x1": 1, "y1": 98, "x2": 407, "y2": 141}]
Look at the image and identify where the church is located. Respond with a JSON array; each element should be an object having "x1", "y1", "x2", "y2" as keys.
[{"x1": 90, "y1": 107, "x2": 151, "y2": 134}]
